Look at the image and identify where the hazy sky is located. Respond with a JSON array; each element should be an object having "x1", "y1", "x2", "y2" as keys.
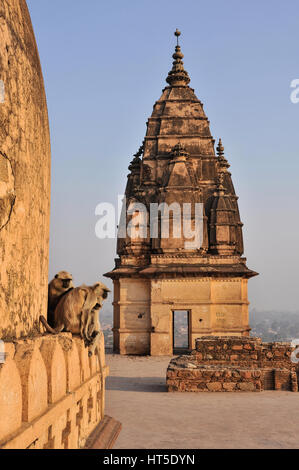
[{"x1": 27, "y1": 0, "x2": 299, "y2": 312}]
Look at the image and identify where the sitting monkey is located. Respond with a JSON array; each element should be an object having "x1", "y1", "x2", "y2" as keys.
[
  {"x1": 40, "y1": 281, "x2": 110, "y2": 418},
  {"x1": 47, "y1": 271, "x2": 74, "y2": 327},
  {"x1": 40, "y1": 281, "x2": 110, "y2": 349}
]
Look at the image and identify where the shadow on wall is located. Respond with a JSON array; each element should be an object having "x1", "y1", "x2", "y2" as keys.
[{"x1": 106, "y1": 376, "x2": 167, "y2": 393}]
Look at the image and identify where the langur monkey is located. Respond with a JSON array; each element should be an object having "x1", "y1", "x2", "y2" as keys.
[
  {"x1": 40, "y1": 281, "x2": 110, "y2": 418},
  {"x1": 47, "y1": 271, "x2": 74, "y2": 327},
  {"x1": 41, "y1": 282, "x2": 110, "y2": 342}
]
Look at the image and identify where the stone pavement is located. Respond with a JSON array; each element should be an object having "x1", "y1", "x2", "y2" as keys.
[{"x1": 105, "y1": 353, "x2": 299, "y2": 449}]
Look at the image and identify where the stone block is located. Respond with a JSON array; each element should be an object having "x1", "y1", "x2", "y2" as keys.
[
  {"x1": 0, "y1": 357, "x2": 22, "y2": 441},
  {"x1": 237, "y1": 382, "x2": 255, "y2": 392},
  {"x1": 74, "y1": 337, "x2": 91, "y2": 383},
  {"x1": 40, "y1": 336, "x2": 67, "y2": 403},
  {"x1": 61, "y1": 339, "x2": 81, "y2": 392},
  {"x1": 240, "y1": 370, "x2": 253, "y2": 379},
  {"x1": 207, "y1": 382, "x2": 222, "y2": 392},
  {"x1": 223, "y1": 382, "x2": 236, "y2": 391},
  {"x1": 15, "y1": 342, "x2": 48, "y2": 422}
]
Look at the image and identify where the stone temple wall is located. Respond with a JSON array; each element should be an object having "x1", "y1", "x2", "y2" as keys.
[
  {"x1": 0, "y1": 2, "x2": 112, "y2": 450},
  {"x1": 0, "y1": 333, "x2": 109, "y2": 449},
  {"x1": 0, "y1": 0, "x2": 51, "y2": 339},
  {"x1": 166, "y1": 337, "x2": 299, "y2": 392}
]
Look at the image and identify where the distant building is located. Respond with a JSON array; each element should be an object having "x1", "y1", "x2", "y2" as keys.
[{"x1": 105, "y1": 31, "x2": 258, "y2": 355}]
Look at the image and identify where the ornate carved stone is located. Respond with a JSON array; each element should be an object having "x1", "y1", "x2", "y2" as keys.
[{"x1": 105, "y1": 31, "x2": 258, "y2": 355}]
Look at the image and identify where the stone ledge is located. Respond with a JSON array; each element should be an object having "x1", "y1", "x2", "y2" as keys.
[{"x1": 0, "y1": 333, "x2": 108, "y2": 449}]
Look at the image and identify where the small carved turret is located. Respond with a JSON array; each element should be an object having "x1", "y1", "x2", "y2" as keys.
[
  {"x1": 216, "y1": 138, "x2": 230, "y2": 171},
  {"x1": 209, "y1": 171, "x2": 238, "y2": 256},
  {"x1": 126, "y1": 144, "x2": 143, "y2": 198},
  {"x1": 128, "y1": 144, "x2": 143, "y2": 172}
]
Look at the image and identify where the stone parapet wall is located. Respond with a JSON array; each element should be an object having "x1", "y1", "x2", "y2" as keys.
[
  {"x1": 0, "y1": 333, "x2": 108, "y2": 449},
  {"x1": 166, "y1": 336, "x2": 299, "y2": 393}
]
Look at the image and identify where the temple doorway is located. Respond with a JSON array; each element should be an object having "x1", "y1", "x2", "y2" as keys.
[{"x1": 172, "y1": 310, "x2": 190, "y2": 353}]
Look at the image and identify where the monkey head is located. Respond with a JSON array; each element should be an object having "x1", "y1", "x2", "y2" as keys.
[
  {"x1": 54, "y1": 271, "x2": 74, "y2": 290},
  {"x1": 92, "y1": 282, "x2": 111, "y2": 305}
]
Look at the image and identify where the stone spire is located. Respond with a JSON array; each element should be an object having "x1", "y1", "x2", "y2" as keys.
[{"x1": 166, "y1": 29, "x2": 190, "y2": 87}]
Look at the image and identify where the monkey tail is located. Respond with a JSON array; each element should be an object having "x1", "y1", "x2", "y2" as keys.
[{"x1": 39, "y1": 315, "x2": 63, "y2": 335}]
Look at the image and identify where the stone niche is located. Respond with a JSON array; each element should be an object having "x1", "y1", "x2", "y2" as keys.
[
  {"x1": 0, "y1": 0, "x2": 51, "y2": 339},
  {"x1": 166, "y1": 336, "x2": 299, "y2": 392},
  {"x1": 0, "y1": 333, "x2": 109, "y2": 449}
]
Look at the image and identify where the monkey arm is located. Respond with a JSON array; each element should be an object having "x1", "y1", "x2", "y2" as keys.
[
  {"x1": 80, "y1": 308, "x2": 91, "y2": 341},
  {"x1": 80, "y1": 290, "x2": 98, "y2": 342}
]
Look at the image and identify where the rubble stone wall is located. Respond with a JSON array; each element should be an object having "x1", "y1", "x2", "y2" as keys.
[
  {"x1": 167, "y1": 366, "x2": 263, "y2": 392},
  {"x1": 0, "y1": 333, "x2": 109, "y2": 449},
  {"x1": 166, "y1": 337, "x2": 299, "y2": 392},
  {"x1": 192, "y1": 336, "x2": 295, "y2": 369}
]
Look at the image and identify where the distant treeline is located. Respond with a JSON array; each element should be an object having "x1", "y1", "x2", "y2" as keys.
[{"x1": 250, "y1": 310, "x2": 299, "y2": 342}]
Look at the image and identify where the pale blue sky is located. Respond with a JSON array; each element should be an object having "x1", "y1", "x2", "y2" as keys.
[{"x1": 27, "y1": 0, "x2": 299, "y2": 312}]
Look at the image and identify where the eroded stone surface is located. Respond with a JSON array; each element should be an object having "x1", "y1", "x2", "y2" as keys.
[{"x1": 0, "y1": 0, "x2": 51, "y2": 339}]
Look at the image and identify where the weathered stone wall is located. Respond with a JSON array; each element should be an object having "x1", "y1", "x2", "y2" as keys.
[
  {"x1": 167, "y1": 364, "x2": 263, "y2": 392},
  {"x1": 113, "y1": 274, "x2": 251, "y2": 356},
  {"x1": 167, "y1": 363, "x2": 298, "y2": 393},
  {"x1": 192, "y1": 336, "x2": 295, "y2": 369},
  {"x1": 166, "y1": 337, "x2": 299, "y2": 392},
  {"x1": 0, "y1": 333, "x2": 109, "y2": 449},
  {"x1": 0, "y1": 0, "x2": 51, "y2": 339}
]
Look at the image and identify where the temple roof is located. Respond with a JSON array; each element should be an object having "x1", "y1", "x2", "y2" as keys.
[
  {"x1": 143, "y1": 31, "x2": 215, "y2": 160},
  {"x1": 106, "y1": 31, "x2": 257, "y2": 278}
]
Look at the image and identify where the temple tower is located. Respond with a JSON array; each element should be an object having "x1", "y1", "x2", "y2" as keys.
[{"x1": 105, "y1": 30, "x2": 258, "y2": 355}]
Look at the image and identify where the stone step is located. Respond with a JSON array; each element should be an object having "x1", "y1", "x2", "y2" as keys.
[{"x1": 84, "y1": 415, "x2": 122, "y2": 449}]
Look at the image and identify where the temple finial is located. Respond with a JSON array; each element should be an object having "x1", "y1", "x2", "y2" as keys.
[
  {"x1": 166, "y1": 30, "x2": 190, "y2": 87},
  {"x1": 175, "y1": 29, "x2": 181, "y2": 46}
]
